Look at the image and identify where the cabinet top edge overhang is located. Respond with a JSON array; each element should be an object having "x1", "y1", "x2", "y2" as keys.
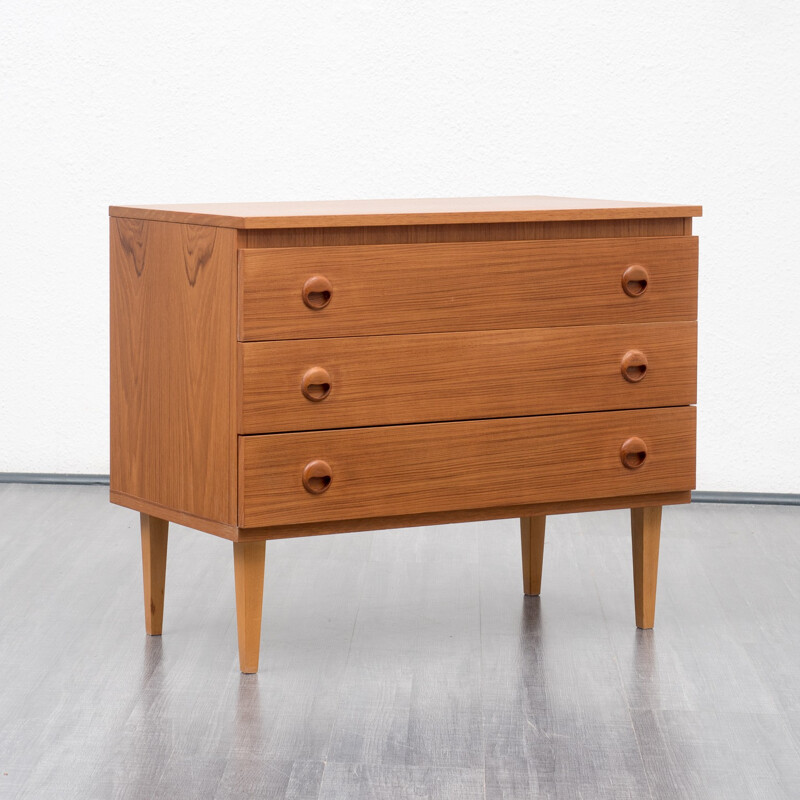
[{"x1": 109, "y1": 195, "x2": 703, "y2": 230}]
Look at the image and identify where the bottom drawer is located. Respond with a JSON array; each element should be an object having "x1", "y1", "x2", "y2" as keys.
[{"x1": 238, "y1": 407, "x2": 696, "y2": 528}]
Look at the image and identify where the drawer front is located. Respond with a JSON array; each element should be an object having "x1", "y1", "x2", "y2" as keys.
[
  {"x1": 239, "y1": 236, "x2": 697, "y2": 341},
  {"x1": 239, "y1": 322, "x2": 696, "y2": 433},
  {"x1": 239, "y1": 407, "x2": 696, "y2": 527}
]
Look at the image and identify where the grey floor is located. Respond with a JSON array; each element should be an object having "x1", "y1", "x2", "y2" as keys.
[{"x1": 0, "y1": 485, "x2": 799, "y2": 799}]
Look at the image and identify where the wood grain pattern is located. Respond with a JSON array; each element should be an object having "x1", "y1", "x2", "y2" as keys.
[
  {"x1": 235, "y1": 491, "x2": 690, "y2": 542},
  {"x1": 233, "y1": 540, "x2": 266, "y2": 673},
  {"x1": 520, "y1": 516, "x2": 546, "y2": 596},
  {"x1": 239, "y1": 407, "x2": 696, "y2": 528},
  {"x1": 109, "y1": 195, "x2": 702, "y2": 229},
  {"x1": 110, "y1": 490, "x2": 238, "y2": 540},
  {"x1": 631, "y1": 505, "x2": 662, "y2": 628},
  {"x1": 110, "y1": 218, "x2": 238, "y2": 525},
  {"x1": 114, "y1": 485, "x2": 689, "y2": 542},
  {"x1": 140, "y1": 513, "x2": 168, "y2": 635},
  {"x1": 239, "y1": 322, "x2": 696, "y2": 433},
  {"x1": 239, "y1": 237, "x2": 698, "y2": 341},
  {"x1": 238, "y1": 217, "x2": 689, "y2": 248}
]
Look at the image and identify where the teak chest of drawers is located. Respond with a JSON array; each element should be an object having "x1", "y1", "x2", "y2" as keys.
[{"x1": 109, "y1": 195, "x2": 701, "y2": 673}]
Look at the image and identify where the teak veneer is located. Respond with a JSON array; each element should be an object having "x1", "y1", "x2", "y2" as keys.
[{"x1": 110, "y1": 194, "x2": 701, "y2": 673}]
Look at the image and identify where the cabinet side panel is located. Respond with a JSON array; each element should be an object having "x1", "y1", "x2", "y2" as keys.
[{"x1": 110, "y1": 218, "x2": 237, "y2": 524}]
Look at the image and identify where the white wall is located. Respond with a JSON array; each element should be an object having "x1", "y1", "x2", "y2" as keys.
[{"x1": 1, "y1": 0, "x2": 798, "y2": 492}]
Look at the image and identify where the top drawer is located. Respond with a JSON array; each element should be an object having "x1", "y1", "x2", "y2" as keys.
[{"x1": 239, "y1": 236, "x2": 697, "y2": 341}]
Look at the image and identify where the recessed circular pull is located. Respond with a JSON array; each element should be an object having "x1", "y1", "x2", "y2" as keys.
[
  {"x1": 620, "y1": 437, "x2": 648, "y2": 469},
  {"x1": 301, "y1": 366, "x2": 332, "y2": 401},
  {"x1": 621, "y1": 265, "x2": 650, "y2": 297},
  {"x1": 302, "y1": 276, "x2": 332, "y2": 309},
  {"x1": 620, "y1": 350, "x2": 648, "y2": 383},
  {"x1": 302, "y1": 460, "x2": 332, "y2": 494}
]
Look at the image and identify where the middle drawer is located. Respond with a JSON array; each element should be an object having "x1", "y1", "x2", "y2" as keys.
[{"x1": 239, "y1": 321, "x2": 696, "y2": 433}]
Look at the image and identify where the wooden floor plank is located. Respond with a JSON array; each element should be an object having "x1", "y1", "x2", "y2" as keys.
[{"x1": 1, "y1": 484, "x2": 799, "y2": 799}]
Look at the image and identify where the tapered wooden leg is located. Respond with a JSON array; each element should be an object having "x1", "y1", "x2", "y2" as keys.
[
  {"x1": 631, "y1": 505, "x2": 662, "y2": 629},
  {"x1": 140, "y1": 513, "x2": 168, "y2": 635},
  {"x1": 520, "y1": 516, "x2": 546, "y2": 596},
  {"x1": 233, "y1": 540, "x2": 266, "y2": 674}
]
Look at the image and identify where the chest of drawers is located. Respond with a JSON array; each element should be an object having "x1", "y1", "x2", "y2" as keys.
[{"x1": 109, "y1": 195, "x2": 700, "y2": 673}]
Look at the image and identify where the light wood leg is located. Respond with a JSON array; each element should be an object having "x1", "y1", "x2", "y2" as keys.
[
  {"x1": 520, "y1": 516, "x2": 546, "y2": 596},
  {"x1": 233, "y1": 540, "x2": 266, "y2": 674},
  {"x1": 140, "y1": 513, "x2": 168, "y2": 636},
  {"x1": 631, "y1": 505, "x2": 662, "y2": 629}
]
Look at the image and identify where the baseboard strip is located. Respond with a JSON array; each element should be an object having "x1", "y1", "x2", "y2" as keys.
[
  {"x1": 0, "y1": 472, "x2": 110, "y2": 485},
  {"x1": 1, "y1": 472, "x2": 798, "y2": 507},
  {"x1": 691, "y1": 490, "x2": 800, "y2": 506}
]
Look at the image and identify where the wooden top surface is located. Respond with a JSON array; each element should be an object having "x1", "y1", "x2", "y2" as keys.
[{"x1": 109, "y1": 195, "x2": 702, "y2": 229}]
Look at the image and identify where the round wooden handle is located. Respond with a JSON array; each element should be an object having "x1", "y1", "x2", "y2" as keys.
[
  {"x1": 621, "y1": 265, "x2": 649, "y2": 297},
  {"x1": 620, "y1": 437, "x2": 648, "y2": 469},
  {"x1": 301, "y1": 366, "x2": 332, "y2": 401},
  {"x1": 620, "y1": 350, "x2": 648, "y2": 383},
  {"x1": 302, "y1": 276, "x2": 332, "y2": 309},
  {"x1": 302, "y1": 460, "x2": 332, "y2": 494}
]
